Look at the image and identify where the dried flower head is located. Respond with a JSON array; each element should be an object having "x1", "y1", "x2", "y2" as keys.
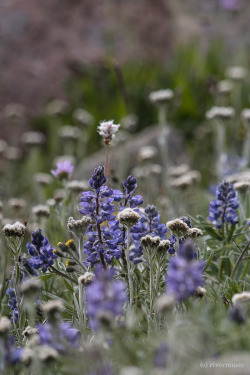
[
  {"x1": 73, "y1": 108, "x2": 94, "y2": 126},
  {"x1": 168, "y1": 164, "x2": 190, "y2": 178},
  {"x1": 8, "y1": 198, "x2": 26, "y2": 210},
  {"x1": 4, "y1": 146, "x2": 22, "y2": 161},
  {"x1": 138, "y1": 146, "x2": 157, "y2": 161},
  {"x1": 78, "y1": 272, "x2": 95, "y2": 286},
  {"x1": 46, "y1": 99, "x2": 69, "y2": 116},
  {"x1": 42, "y1": 300, "x2": 63, "y2": 314},
  {"x1": 241, "y1": 109, "x2": 250, "y2": 122},
  {"x1": 157, "y1": 240, "x2": 170, "y2": 252},
  {"x1": 141, "y1": 235, "x2": 161, "y2": 249},
  {"x1": 149, "y1": 89, "x2": 174, "y2": 104},
  {"x1": 117, "y1": 208, "x2": 141, "y2": 228},
  {"x1": 59, "y1": 125, "x2": 81, "y2": 140},
  {"x1": 234, "y1": 181, "x2": 250, "y2": 193},
  {"x1": 0, "y1": 316, "x2": 12, "y2": 334},
  {"x1": 225, "y1": 66, "x2": 247, "y2": 81},
  {"x1": 187, "y1": 228, "x2": 203, "y2": 238},
  {"x1": 166, "y1": 219, "x2": 190, "y2": 237},
  {"x1": 156, "y1": 294, "x2": 175, "y2": 312},
  {"x1": 21, "y1": 131, "x2": 46, "y2": 146},
  {"x1": 217, "y1": 80, "x2": 233, "y2": 95},
  {"x1": 22, "y1": 326, "x2": 38, "y2": 337},
  {"x1": 20, "y1": 278, "x2": 42, "y2": 295},
  {"x1": 20, "y1": 348, "x2": 34, "y2": 365},
  {"x1": 232, "y1": 292, "x2": 250, "y2": 305},
  {"x1": 39, "y1": 345, "x2": 58, "y2": 362},
  {"x1": 206, "y1": 106, "x2": 235, "y2": 120},
  {"x1": 32, "y1": 205, "x2": 50, "y2": 219},
  {"x1": 67, "y1": 216, "x2": 91, "y2": 234},
  {"x1": 66, "y1": 180, "x2": 89, "y2": 193},
  {"x1": 194, "y1": 286, "x2": 206, "y2": 298},
  {"x1": 120, "y1": 367, "x2": 144, "y2": 375},
  {"x1": 121, "y1": 114, "x2": 138, "y2": 132},
  {"x1": 34, "y1": 173, "x2": 53, "y2": 186},
  {"x1": 98, "y1": 120, "x2": 120, "y2": 145},
  {"x1": 3, "y1": 221, "x2": 26, "y2": 237}
]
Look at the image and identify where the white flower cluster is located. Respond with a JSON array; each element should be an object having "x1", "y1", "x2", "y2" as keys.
[
  {"x1": 166, "y1": 219, "x2": 190, "y2": 237},
  {"x1": 67, "y1": 216, "x2": 91, "y2": 233},
  {"x1": 32, "y1": 205, "x2": 50, "y2": 218},
  {"x1": 149, "y1": 89, "x2": 174, "y2": 104},
  {"x1": 241, "y1": 109, "x2": 250, "y2": 121},
  {"x1": 206, "y1": 106, "x2": 235, "y2": 120},
  {"x1": 3, "y1": 221, "x2": 26, "y2": 237},
  {"x1": 117, "y1": 208, "x2": 141, "y2": 229},
  {"x1": 225, "y1": 66, "x2": 247, "y2": 81},
  {"x1": 78, "y1": 272, "x2": 95, "y2": 286},
  {"x1": 98, "y1": 120, "x2": 120, "y2": 144}
]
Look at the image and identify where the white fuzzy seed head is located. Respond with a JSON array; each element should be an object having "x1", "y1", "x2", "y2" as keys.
[
  {"x1": 141, "y1": 235, "x2": 161, "y2": 249},
  {"x1": 67, "y1": 216, "x2": 91, "y2": 233},
  {"x1": 166, "y1": 219, "x2": 190, "y2": 237},
  {"x1": 232, "y1": 292, "x2": 250, "y2": 305},
  {"x1": 117, "y1": 208, "x2": 141, "y2": 229},
  {"x1": 20, "y1": 278, "x2": 42, "y2": 295},
  {"x1": 42, "y1": 300, "x2": 63, "y2": 314},
  {"x1": 22, "y1": 326, "x2": 38, "y2": 337},
  {"x1": 32, "y1": 205, "x2": 50, "y2": 218},
  {"x1": 187, "y1": 228, "x2": 203, "y2": 238},
  {"x1": 156, "y1": 294, "x2": 175, "y2": 312},
  {"x1": 206, "y1": 106, "x2": 235, "y2": 120},
  {"x1": 241, "y1": 109, "x2": 250, "y2": 121},
  {"x1": 225, "y1": 66, "x2": 247, "y2": 81},
  {"x1": 0, "y1": 317, "x2": 12, "y2": 334},
  {"x1": 149, "y1": 89, "x2": 174, "y2": 104},
  {"x1": 39, "y1": 345, "x2": 58, "y2": 362},
  {"x1": 78, "y1": 272, "x2": 95, "y2": 286},
  {"x1": 98, "y1": 120, "x2": 120, "y2": 145},
  {"x1": 3, "y1": 221, "x2": 26, "y2": 237}
]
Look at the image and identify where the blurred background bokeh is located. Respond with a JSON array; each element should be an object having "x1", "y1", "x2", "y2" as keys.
[{"x1": 0, "y1": 0, "x2": 250, "y2": 220}]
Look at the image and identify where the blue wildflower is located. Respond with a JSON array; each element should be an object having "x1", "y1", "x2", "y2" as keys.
[
  {"x1": 6, "y1": 288, "x2": 18, "y2": 323},
  {"x1": 209, "y1": 180, "x2": 239, "y2": 229},
  {"x1": 86, "y1": 269, "x2": 127, "y2": 330},
  {"x1": 27, "y1": 229, "x2": 57, "y2": 273},
  {"x1": 166, "y1": 241, "x2": 204, "y2": 301},
  {"x1": 154, "y1": 342, "x2": 169, "y2": 368},
  {"x1": 79, "y1": 169, "x2": 143, "y2": 267},
  {"x1": 4, "y1": 335, "x2": 23, "y2": 365},
  {"x1": 38, "y1": 321, "x2": 80, "y2": 353},
  {"x1": 130, "y1": 204, "x2": 167, "y2": 262},
  {"x1": 89, "y1": 166, "x2": 107, "y2": 192}
]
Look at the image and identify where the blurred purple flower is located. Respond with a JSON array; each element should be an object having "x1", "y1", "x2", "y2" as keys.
[
  {"x1": 86, "y1": 269, "x2": 127, "y2": 330},
  {"x1": 220, "y1": 0, "x2": 240, "y2": 10},
  {"x1": 166, "y1": 241, "x2": 204, "y2": 301},
  {"x1": 51, "y1": 160, "x2": 74, "y2": 180},
  {"x1": 38, "y1": 321, "x2": 80, "y2": 352}
]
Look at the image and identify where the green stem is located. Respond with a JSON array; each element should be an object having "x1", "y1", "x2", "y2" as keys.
[
  {"x1": 149, "y1": 257, "x2": 154, "y2": 315},
  {"x1": 50, "y1": 266, "x2": 77, "y2": 285},
  {"x1": 231, "y1": 241, "x2": 250, "y2": 280},
  {"x1": 125, "y1": 227, "x2": 133, "y2": 306}
]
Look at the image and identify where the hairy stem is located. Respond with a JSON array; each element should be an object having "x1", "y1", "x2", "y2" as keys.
[
  {"x1": 125, "y1": 227, "x2": 133, "y2": 306},
  {"x1": 231, "y1": 241, "x2": 250, "y2": 280}
]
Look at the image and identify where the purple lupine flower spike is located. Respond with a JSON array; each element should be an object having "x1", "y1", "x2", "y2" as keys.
[
  {"x1": 166, "y1": 241, "x2": 204, "y2": 301},
  {"x1": 86, "y1": 269, "x2": 127, "y2": 330},
  {"x1": 209, "y1": 180, "x2": 239, "y2": 229},
  {"x1": 27, "y1": 229, "x2": 57, "y2": 273}
]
